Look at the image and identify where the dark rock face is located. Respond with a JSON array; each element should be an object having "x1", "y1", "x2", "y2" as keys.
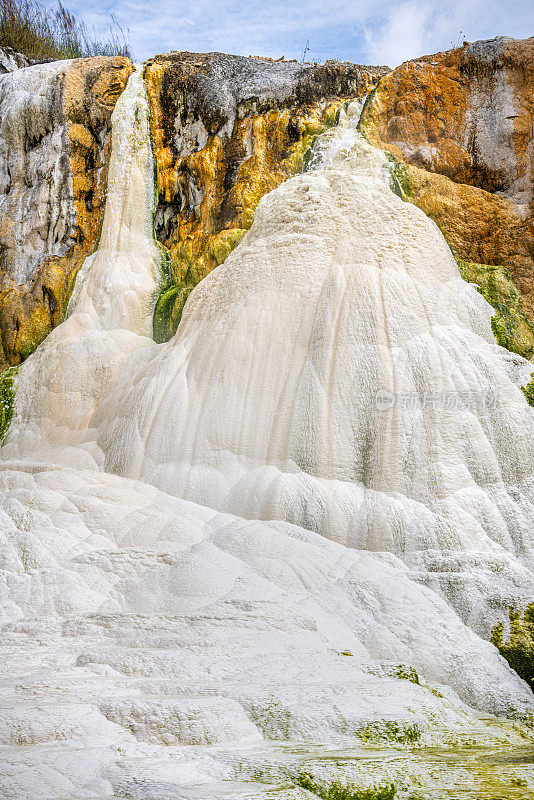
[
  {"x1": 146, "y1": 52, "x2": 388, "y2": 306},
  {"x1": 153, "y1": 51, "x2": 388, "y2": 125},
  {"x1": 0, "y1": 45, "x2": 31, "y2": 73}
]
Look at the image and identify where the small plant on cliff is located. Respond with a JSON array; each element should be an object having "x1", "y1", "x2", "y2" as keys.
[
  {"x1": 491, "y1": 604, "x2": 534, "y2": 690},
  {"x1": 0, "y1": 0, "x2": 130, "y2": 61}
]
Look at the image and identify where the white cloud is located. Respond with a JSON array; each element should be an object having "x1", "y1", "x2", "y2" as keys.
[
  {"x1": 363, "y1": 0, "x2": 533, "y2": 67},
  {"x1": 364, "y1": 1, "x2": 433, "y2": 66}
]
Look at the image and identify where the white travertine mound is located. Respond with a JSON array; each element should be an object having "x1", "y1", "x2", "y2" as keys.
[
  {"x1": 1, "y1": 462, "x2": 529, "y2": 715},
  {"x1": 0, "y1": 462, "x2": 532, "y2": 797},
  {"x1": 1, "y1": 89, "x2": 533, "y2": 798}
]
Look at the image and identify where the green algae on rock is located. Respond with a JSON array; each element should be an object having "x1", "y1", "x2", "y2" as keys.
[
  {"x1": 456, "y1": 259, "x2": 534, "y2": 362},
  {"x1": 153, "y1": 282, "x2": 194, "y2": 343},
  {"x1": 522, "y1": 376, "x2": 534, "y2": 408},
  {"x1": 385, "y1": 153, "x2": 413, "y2": 202},
  {"x1": 491, "y1": 605, "x2": 534, "y2": 690},
  {"x1": 358, "y1": 721, "x2": 422, "y2": 747},
  {"x1": 297, "y1": 774, "x2": 396, "y2": 800},
  {"x1": 392, "y1": 665, "x2": 420, "y2": 685},
  {"x1": 0, "y1": 365, "x2": 18, "y2": 442}
]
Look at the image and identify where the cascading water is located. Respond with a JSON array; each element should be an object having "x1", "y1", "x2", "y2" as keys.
[
  {"x1": 65, "y1": 66, "x2": 159, "y2": 336},
  {"x1": 2, "y1": 66, "x2": 160, "y2": 452},
  {"x1": 1, "y1": 90, "x2": 534, "y2": 799}
]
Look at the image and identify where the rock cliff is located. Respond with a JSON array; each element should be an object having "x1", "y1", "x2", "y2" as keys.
[
  {"x1": 1, "y1": 37, "x2": 534, "y2": 362},
  {"x1": 0, "y1": 51, "x2": 387, "y2": 359},
  {"x1": 145, "y1": 52, "x2": 387, "y2": 340}
]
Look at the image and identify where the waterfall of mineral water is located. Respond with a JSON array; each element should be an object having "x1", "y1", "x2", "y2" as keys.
[
  {"x1": 305, "y1": 98, "x2": 367, "y2": 171},
  {"x1": 66, "y1": 66, "x2": 160, "y2": 334},
  {"x1": 3, "y1": 66, "x2": 160, "y2": 453}
]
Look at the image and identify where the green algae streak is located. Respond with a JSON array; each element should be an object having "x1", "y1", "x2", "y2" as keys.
[
  {"x1": 0, "y1": 365, "x2": 18, "y2": 443},
  {"x1": 491, "y1": 604, "x2": 534, "y2": 690}
]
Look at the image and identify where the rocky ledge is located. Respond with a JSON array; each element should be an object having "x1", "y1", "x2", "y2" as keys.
[
  {"x1": 0, "y1": 51, "x2": 386, "y2": 363},
  {"x1": 145, "y1": 52, "x2": 387, "y2": 340}
]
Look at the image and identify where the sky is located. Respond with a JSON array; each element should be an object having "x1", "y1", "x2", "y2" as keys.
[{"x1": 59, "y1": 0, "x2": 534, "y2": 66}]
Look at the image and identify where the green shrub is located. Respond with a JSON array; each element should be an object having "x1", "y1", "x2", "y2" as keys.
[{"x1": 491, "y1": 604, "x2": 534, "y2": 690}]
